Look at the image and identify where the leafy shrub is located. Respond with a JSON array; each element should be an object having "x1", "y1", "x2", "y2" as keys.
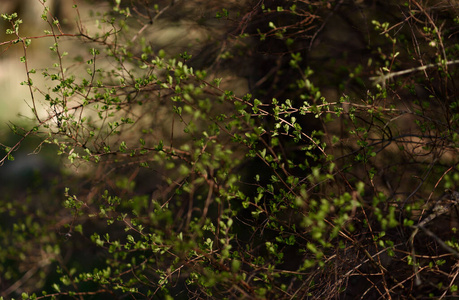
[{"x1": 1, "y1": 0, "x2": 459, "y2": 299}]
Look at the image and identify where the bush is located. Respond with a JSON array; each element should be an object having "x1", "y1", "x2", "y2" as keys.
[{"x1": 1, "y1": 0, "x2": 459, "y2": 298}]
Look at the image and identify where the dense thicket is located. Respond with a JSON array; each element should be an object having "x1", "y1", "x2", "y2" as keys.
[{"x1": 1, "y1": 0, "x2": 459, "y2": 299}]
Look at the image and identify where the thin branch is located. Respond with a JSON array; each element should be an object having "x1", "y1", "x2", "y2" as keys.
[{"x1": 371, "y1": 59, "x2": 459, "y2": 87}]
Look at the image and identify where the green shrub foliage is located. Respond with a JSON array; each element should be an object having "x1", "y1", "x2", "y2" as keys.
[{"x1": 1, "y1": 0, "x2": 459, "y2": 298}]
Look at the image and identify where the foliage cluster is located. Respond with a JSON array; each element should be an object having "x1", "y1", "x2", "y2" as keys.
[{"x1": 1, "y1": 0, "x2": 459, "y2": 299}]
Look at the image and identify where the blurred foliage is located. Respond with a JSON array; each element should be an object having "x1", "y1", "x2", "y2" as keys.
[{"x1": 1, "y1": 0, "x2": 459, "y2": 299}]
